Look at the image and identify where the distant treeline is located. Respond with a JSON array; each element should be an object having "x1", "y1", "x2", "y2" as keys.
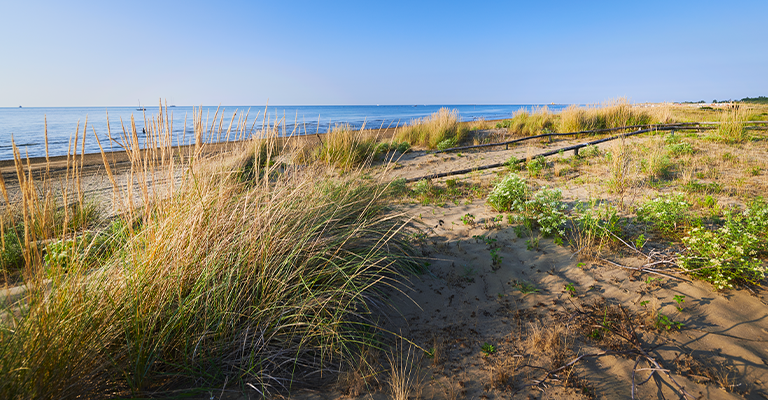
[
  {"x1": 739, "y1": 96, "x2": 768, "y2": 104},
  {"x1": 680, "y1": 96, "x2": 768, "y2": 104}
]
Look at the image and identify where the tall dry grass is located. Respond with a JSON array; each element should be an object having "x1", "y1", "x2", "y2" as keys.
[
  {"x1": 496, "y1": 106, "x2": 556, "y2": 136},
  {"x1": 0, "y1": 104, "x2": 416, "y2": 398},
  {"x1": 558, "y1": 98, "x2": 660, "y2": 133},
  {"x1": 316, "y1": 123, "x2": 378, "y2": 169},
  {"x1": 396, "y1": 108, "x2": 468, "y2": 149},
  {"x1": 714, "y1": 107, "x2": 749, "y2": 143}
]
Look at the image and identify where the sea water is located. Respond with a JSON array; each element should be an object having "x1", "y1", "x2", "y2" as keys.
[{"x1": 0, "y1": 104, "x2": 568, "y2": 161}]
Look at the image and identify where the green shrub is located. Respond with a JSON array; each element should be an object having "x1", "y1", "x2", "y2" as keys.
[
  {"x1": 526, "y1": 156, "x2": 547, "y2": 177},
  {"x1": 519, "y1": 188, "x2": 568, "y2": 237},
  {"x1": 436, "y1": 138, "x2": 458, "y2": 151},
  {"x1": 636, "y1": 193, "x2": 698, "y2": 238},
  {"x1": 505, "y1": 155, "x2": 521, "y2": 171},
  {"x1": 488, "y1": 175, "x2": 567, "y2": 238},
  {"x1": 680, "y1": 212, "x2": 764, "y2": 289},
  {"x1": 488, "y1": 173, "x2": 529, "y2": 212}
]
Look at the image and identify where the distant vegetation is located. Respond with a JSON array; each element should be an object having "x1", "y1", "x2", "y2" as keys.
[{"x1": 740, "y1": 96, "x2": 768, "y2": 104}]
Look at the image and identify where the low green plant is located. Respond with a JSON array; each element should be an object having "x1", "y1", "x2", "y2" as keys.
[
  {"x1": 656, "y1": 314, "x2": 684, "y2": 331},
  {"x1": 481, "y1": 342, "x2": 497, "y2": 356},
  {"x1": 436, "y1": 138, "x2": 458, "y2": 151},
  {"x1": 490, "y1": 248, "x2": 502, "y2": 265},
  {"x1": 460, "y1": 213, "x2": 475, "y2": 225},
  {"x1": 505, "y1": 155, "x2": 521, "y2": 171},
  {"x1": 526, "y1": 156, "x2": 547, "y2": 177},
  {"x1": 679, "y1": 210, "x2": 765, "y2": 289},
  {"x1": 635, "y1": 234, "x2": 647, "y2": 249},
  {"x1": 526, "y1": 236, "x2": 540, "y2": 250},
  {"x1": 0, "y1": 228, "x2": 24, "y2": 273},
  {"x1": 488, "y1": 173, "x2": 529, "y2": 212},
  {"x1": 513, "y1": 280, "x2": 539, "y2": 294},
  {"x1": 667, "y1": 142, "x2": 695, "y2": 156},
  {"x1": 645, "y1": 276, "x2": 661, "y2": 286},
  {"x1": 461, "y1": 266, "x2": 477, "y2": 281},
  {"x1": 564, "y1": 282, "x2": 577, "y2": 297},
  {"x1": 581, "y1": 145, "x2": 601, "y2": 158},
  {"x1": 673, "y1": 295, "x2": 686, "y2": 311},
  {"x1": 749, "y1": 166, "x2": 762, "y2": 176},
  {"x1": 522, "y1": 188, "x2": 568, "y2": 238},
  {"x1": 574, "y1": 201, "x2": 621, "y2": 242},
  {"x1": 682, "y1": 180, "x2": 722, "y2": 194},
  {"x1": 636, "y1": 193, "x2": 698, "y2": 239}
]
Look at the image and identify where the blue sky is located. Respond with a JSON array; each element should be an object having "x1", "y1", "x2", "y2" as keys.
[{"x1": 1, "y1": 0, "x2": 766, "y2": 106}]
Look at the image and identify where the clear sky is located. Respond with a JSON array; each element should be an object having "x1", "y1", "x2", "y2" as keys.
[{"x1": 1, "y1": 0, "x2": 766, "y2": 106}]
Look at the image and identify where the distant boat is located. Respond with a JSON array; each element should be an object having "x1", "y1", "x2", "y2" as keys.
[
  {"x1": 136, "y1": 100, "x2": 146, "y2": 111},
  {"x1": 169, "y1": 105, "x2": 176, "y2": 108},
  {"x1": 19, "y1": 105, "x2": 22, "y2": 108}
]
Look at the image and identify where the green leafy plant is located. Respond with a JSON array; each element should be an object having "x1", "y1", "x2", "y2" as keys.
[
  {"x1": 636, "y1": 193, "x2": 698, "y2": 239},
  {"x1": 460, "y1": 213, "x2": 475, "y2": 225},
  {"x1": 679, "y1": 210, "x2": 765, "y2": 289},
  {"x1": 461, "y1": 266, "x2": 477, "y2": 281},
  {"x1": 488, "y1": 173, "x2": 529, "y2": 212},
  {"x1": 490, "y1": 248, "x2": 503, "y2": 266},
  {"x1": 564, "y1": 282, "x2": 577, "y2": 297},
  {"x1": 667, "y1": 141, "x2": 695, "y2": 156},
  {"x1": 505, "y1": 155, "x2": 521, "y2": 171},
  {"x1": 481, "y1": 343, "x2": 496, "y2": 356},
  {"x1": 526, "y1": 156, "x2": 547, "y2": 177},
  {"x1": 436, "y1": 138, "x2": 458, "y2": 151},
  {"x1": 656, "y1": 314, "x2": 684, "y2": 331},
  {"x1": 673, "y1": 295, "x2": 686, "y2": 311},
  {"x1": 645, "y1": 276, "x2": 661, "y2": 286},
  {"x1": 526, "y1": 236, "x2": 540, "y2": 250},
  {"x1": 635, "y1": 234, "x2": 647, "y2": 249}
]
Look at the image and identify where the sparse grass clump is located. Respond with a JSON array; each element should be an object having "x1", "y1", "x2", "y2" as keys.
[
  {"x1": 606, "y1": 139, "x2": 633, "y2": 194},
  {"x1": 396, "y1": 108, "x2": 468, "y2": 149},
  {"x1": 571, "y1": 201, "x2": 622, "y2": 256},
  {"x1": 712, "y1": 107, "x2": 749, "y2": 143}
]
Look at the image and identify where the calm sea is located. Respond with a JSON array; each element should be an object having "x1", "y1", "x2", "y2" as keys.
[{"x1": 0, "y1": 104, "x2": 568, "y2": 161}]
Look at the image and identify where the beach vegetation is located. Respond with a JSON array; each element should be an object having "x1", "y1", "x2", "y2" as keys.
[
  {"x1": 495, "y1": 107, "x2": 556, "y2": 136},
  {"x1": 396, "y1": 108, "x2": 468, "y2": 149},
  {"x1": 0, "y1": 110, "x2": 418, "y2": 399},
  {"x1": 316, "y1": 123, "x2": 378, "y2": 169},
  {"x1": 558, "y1": 98, "x2": 660, "y2": 133},
  {"x1": 636, "y1": 193, "x2": 698, "y2": 239},
  {"x1": 712, "y1": 107, "x2": 749, "y2": 143}
]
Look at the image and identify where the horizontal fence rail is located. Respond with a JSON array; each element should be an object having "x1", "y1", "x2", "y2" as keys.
[
  {"x1": 434, "y1": 121, "x2": 768, "y2": 154},
  {"x1": 407, "y1": 125, "x2": 687, "y2": 183}
]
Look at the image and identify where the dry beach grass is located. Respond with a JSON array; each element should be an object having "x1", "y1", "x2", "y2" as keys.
[{"x1": 1, "y1": 101, "x2": 768, "y2": 399}]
